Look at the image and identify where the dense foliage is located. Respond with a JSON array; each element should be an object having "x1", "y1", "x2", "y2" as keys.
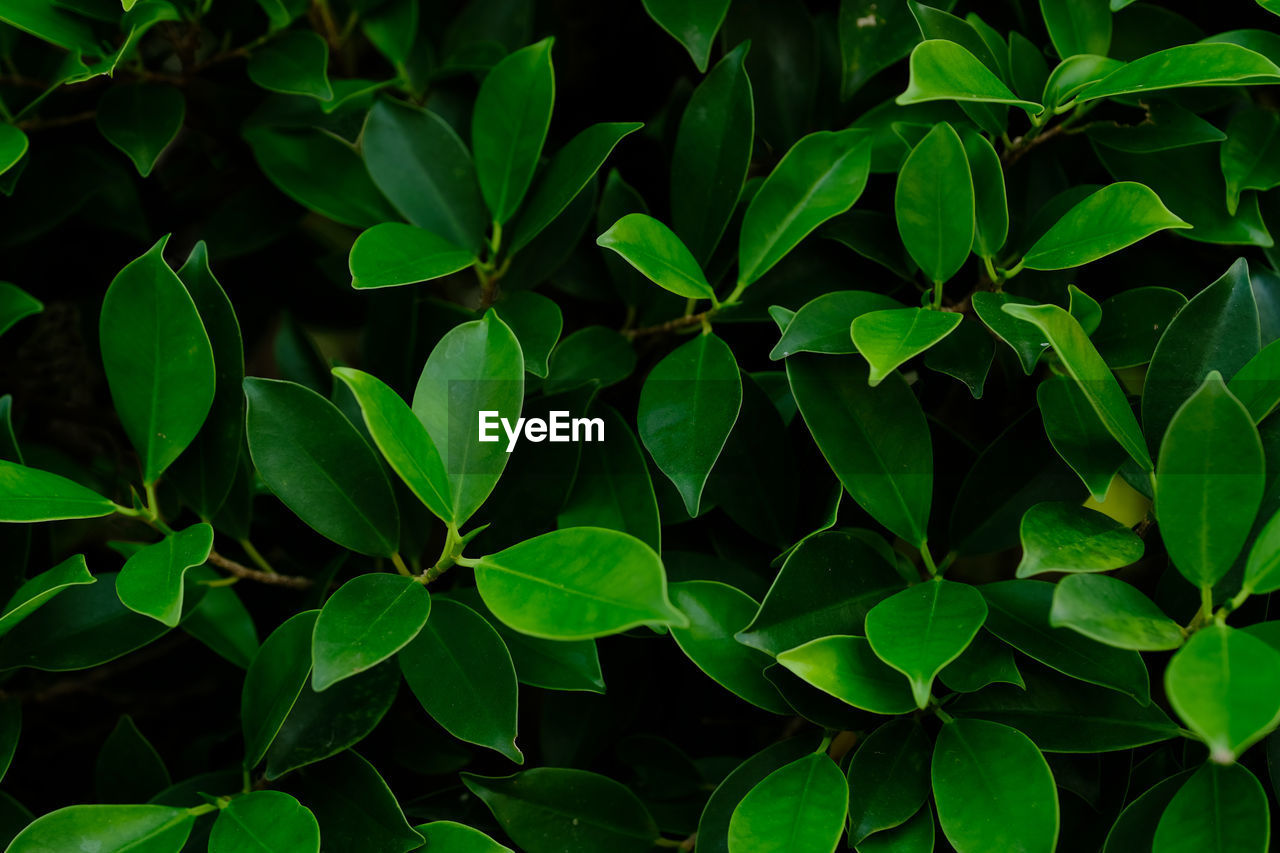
[{"x1": 1, "y1": 0, "x2": 1280, "y2": 850}]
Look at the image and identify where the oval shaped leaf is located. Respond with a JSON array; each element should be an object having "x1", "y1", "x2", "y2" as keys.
[
  {"x1": 852, "y1": 307, "x2": 963, "y2": 386},
  {"x1": 209, "y1": 791, "x2": 319, "y2": 853},
  {"x1": 1079, "y1": 43, "x2": 1280, "y2": 103},
  {"x1": 727, "y1": 753, "x2": 847, "y2": 853},
  {"x1": 776, "y1": 635, "x2": 917, "y2": 715},
  {"x1": 1016, "y1": 501, "x2": 1144, "y2": 577},
  {"x1": 596, "y1": 213, "x2": 714, "y2": 300},
  {"x1": 1049, "y1": 573, "x2": 1183, "y2": 651},
  {"x1": 1021, "y1": 182, "x2": 1189, "y2": 270},
  {"x1": 349, "y1": 223, "x2": 474, "y2": 290},
  {"x1": 898, "y1": 40, "x2": 1042, "y2": 112},
  {"x1": 894, "y1": 122, "x2": 974, "y2": 286},
  {"x1": 6, "y1": 804, "x2": 194, "y2": 853},
  {"x1": 0, "y1": 460, "x2": 115, "y2": 522},
  {"x1": 1152, "y1": 762, "x2": 1269, "y2": 853},
  {"x1": 241, "y1": 611, "x2": 318, "y2": 769},
  {"x1": 117, "y1": 523, "x2": 214, "y2": 628},
  {"x1": 312, "y1": 573, "x2": 430, "y2": 691}
]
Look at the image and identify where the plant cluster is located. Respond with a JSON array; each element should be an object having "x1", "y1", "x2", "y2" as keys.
[{"x1": 0, "y1": 0, "x2": 1279, "y2": 851}]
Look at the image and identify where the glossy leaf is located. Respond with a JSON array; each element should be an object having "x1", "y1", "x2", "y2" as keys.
[
  {"x1": 1244, "y1": 509, "x2": 1280, "y2": 595},
  {"x1": 1021, "y1": 182, "x2": 1189, "y2": 270},
  {"x1": 1037, "y1": 376, "x2": 1127, "y2": 500},
  {"x1": 6, "y1": 804, "x2": 194, "y2": 853},
  {"x1": 932, "y1": 719, "x2": 1059, "y2": 853},
  {"x1": 1040, "y1": 0, "x2": 1111, "y2": 58},
  {"x1": 117, "y1": 523, "x2": 214, "y2": 627},
  {"x1": 96, "y1": 84, "x2": 184, "y2": 177},
  {"x1": 852, "y1": 307, "x2": 962, "y2": 386},
  {"x1": 1222, "y1": 110, "x2": 1280, "y2": 215},
  {"x1": 312, "y1": 573, "x2": 430, "y2": 691},
  {"x1": 1165, "y1": 624, "x2": 1280, "y2": 763},
  {"x1": 400, "y1": 598, "x2": 522, "y2": 762},
  {"x1": 247, "y1": 31, "x2": 332, "y2": 100},
  {"x1": 971, "y1": 291, "x2": 1048, "y2": 374},
  {"x1": 209, "y1": 791, "x2": 320, "y2": 853},
  {"x1": 898, "y1": 40, "x2": 1042, "y2": 112},
  {"x1": 1155, "y1": 372, "x2": 1265, "y2": 587},
  {"x1": 100, "y1": 236, "x2": 216, "y2": 485},
  {"x1": 1078, "y1": 43, "x2": 1280, "y2": 104},
  {"x1": 242, "y1": 611, "x2": 317, "y2": 769},
  {"x1": 638, "y1": 332, "x2": 741, "y2": 516},
  {"x1": 640, "y1": 0, "x2": 731, "y2": 72},
  {"x1": 769, "y1": 290, "x2": 901, "y2": 359},
  {"x1": 894, "y1": 122, "x2": 974, "y2": 285},
  {"x1": 0, "y1": 554, "x2": 95, "y2": 638},
  {"x1": 1092, "y1": 286, "x2": 1187, "y2": 369},
  {"x1": 348, "y1": 223, "x2": 474, "y2": 289},
  {"x1": 958, "y1": 126, "x2": 1007, "y2": 259},
  {"x1": 846, "y1": 719, "x2": 931, "y2": 844},
  {"x1": 473, "y1": 526, "x2": 686, "y2": 639},
  {"x1": 1049, "y1": 573, "x2": 1183, "y2": 651},
  {"x1": 727, "y1": 754, "x2": 847, "y2": 853},
  {"x1": 558, "y1": 406, "x2": 659, "y2": 552},
  {"x1": 245, "y1": 378, "x2": 400, "y2": 556},
  {"x1": 777, "y1": 635, "x2": 917, "y2": 715},
  {"x1": 0, "y1": 460, "x2": 115, "y2": 522},
  {"x1": 1016, "y1": 501, "x2": 1144, "y2": 577},
  {"x1": 1152, "y1": 763, "x2": 1269, "y2": 853},
  {"x1": 738, "y1": 128, "x2": 872, "y2": 287},
  {"x1": 291, "y1": 750, "x2": 422, "y2": 852},
  {"x1": 413, "y1": 821, "x2": 511, "y2": 853},
  {"x1": 492, "y1": 292, "x2": 562, "y2": 379},
  {"x1": 1229, "y1": 339, "x2": 1280, "y2": 424},
  {"x1": 597, "y1": 213, "x2": 715, "y2": 300}
]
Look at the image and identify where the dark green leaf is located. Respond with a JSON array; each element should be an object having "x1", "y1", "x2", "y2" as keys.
[
  {"x1": 1153, "y1": 763, "x2": 1269, "y2": 853},
  {"x1": 292, "y1": 751, "x2": 423, "y2": 853},
  {"x1": 1020, "y1": 182, "x2": 1189, "y2": 270},
  {"x1": 312, "y1": 573, "x2": 430, "y2": 691},
  {"x1": 769, "y1": 291, "x2": 901, "y2": 359},
  {"x1": 242, "y1": 611, "x2": 317, "y2": 769},
  {"x1": 640, "y1": 0, "x2": 732, "y2": 72},
  {"x1": 852, "y1": 307, "x2": 963, "y2": 385},
  {"x1": 209, "y1": 791, "x2": 320, "y2": 853},
  {"x1": 846, "y1": 719, "x2": 931, "y2": 844},
  {"x1": 6, "y1": 805, "x2": 194, "y2": 853},
  {"x1": 96, "y1": 84, "x2": 183, "y2": 177},
  {"x1": 1049, "y1": 573, "x2": 1183, "y2": 651},
  {"x1": 1040, "y1": 0, "x2": 1111, "y2": 58},
  {"x1": 247, "y1": 31, "x2": 332, "y2": 101},
  {"x1": 894, "y1": 121, "x2": 974, "y2": 285}
]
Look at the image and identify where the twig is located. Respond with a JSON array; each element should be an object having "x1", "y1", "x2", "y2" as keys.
[
  {"x1": 16, "y1": 109, "x2": 96, "y2": 132},
  {"x1": 207, "y1": 550, "x2": 313, "y2": 589},
  {"x1": 621, "y1": 311, "x2": 711, "y2": 339}
]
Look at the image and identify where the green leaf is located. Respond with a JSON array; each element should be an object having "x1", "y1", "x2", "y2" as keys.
[
  {"x1": 362, "y1": 99, "x2": 487, "y2": 252},
  {"x1": 291, "y1": 751, "x2": 423, "y2": 852},
  {"x1": 776, "y1": 635, "x2": 917, "y2": 715},
  {"x1": 788, "y1": 355, "x2": 932, "y2": 546},
  {"x1": 981, "y1": 579, "x2": 1150, "y2": 703},
  {"x1": 244, "y1": 126, "x2": 398, "y2": 229},
  {"x1": 95, "y1": 84, "x2": 183, "y2": 177},
  {"x1": 958, "y1": 126, "x2": 1007, "y2": 259},
  {"x1": 938, "y1": 629, "x2": 1024, "y2": 693},
  {"x1": 0, "y1": 460, "x2": 115, "y2": 522},
  {"x1": 1037, "y1": 376, "x2": 1127, "y2": 499},
  {"x1": 932, "y1": 719, "x2": 1059, "y2": 853},
  {"x1": 839, "y1": 0, "x2": 924, "y2": 100},
  {"x1": 0, "y1": 1, "x2": 101, "y2": 53},
  {"x1": 1103, "y1": 770, "x2": 1195, "y2": 853},
  {"x1": 244, "y1": 378, "x2": 400, "y2": 556},
  {"x1": 1066, "y1": 285, "x2": 1103, "y2": 333},
  {"x1": 117, "y1": 523, "x2": 214, "y2": 628},
  {"x1": 769, "y1": 291, "x2": 901, "y2": 359},
  {"x1": 1016, "y1": 501, "x2": 1144, "y2": 577},
  {"x1": 1230, "y1": 339, "x2": 1280, "y2": 424},
  {"x1": 697, "y1": 736, "x2": 822, "y2": 853},
  {"x1": 400, "y1": 597, "x2": 521, "y2": 762},
  {"x1": 557, "y1": 405, "x2": 659, "y2": 551},
  {"x1": 473, "y1": 526, "x2": 686, "y2": 639},
  {"x1": 100, "y1": 236, "x2": 216, "y2": 485},
  {"x1": 737, "y1": 530, "x2": 904, "y2": 656},
  {"x1": 727, "y1": 754, "x2": 847, "y2": 853},
  {"x1": 638, "y1": 333, "x2": 741, "y2": 516},
  {"x1": 1021, "y1": 182, "x2": 1189, "y2": 270},
  {"x1": 846, "y1": 719, "x2": 931, "y2": 844},
  {"x1": 545, "y1": 326, "x2": 636, "y2": 394},
  {"x1": 332, "y1": 367, "x2": 451, "y2": 523},
  {"x1": 492, "y1": 292, "x2": 562, "y2": 378},
  {"x1": 1040, "y1": 0, "x2": 1111, "y2": 58},
  {"x1": 511, "y1": 122, "x2": 642, "y2": 253},
  {"x1": 94, "y1": 715, "x2": 168, "y2": 803},
  {"x1": 1156, "y1": 372, "x2": 1265, "y2": 588},
  {"x1": 1153, "y1": 763, "x2": 1269, "y2": 853},
  {"x1": 1078, "y1": 43, "x2": 1280, "y2": 104},
  {"x1": 597, "y1": 214, "x2": 715, "y2": 300},
  {"x1": 894, "y1": 122, "x2": 974, "y2": 285},
  {"x1": 412, "y1": 821, "x2": 512, "y2": 853},
  {"x1": 1144, "y1": 259, "x2": 1261, "y2": 445},
  {"x1": 897, "y1": 40, "x2": 1042, "y2": 113},
  {"x1": 1222, "y1": 110, "x2": 1280, "y2": 216},
  {"x1": 209, "y1": 791, "x2": 319, "y2": 853},
  {"x1": 971, "y1": 291, "x2": 1049, "y2": 375},
  {"x1": 242, "y1": 611, "x2": 317, "y2": 769},
  {"x1": 672, "y1": 42, "x2": 753, "y2": 264},
  {"x1": 1245, "y1": 508, "x2": 1280, "y2": 594},
  {"x1": 0, "y1": 554, "x2": 94, "y2": 638},
  {"x1": 312, "y1": 573, "x2": 430, "y2": 691},
  {"x1": 1002, "y1": 303, "x2": 1152, "y2": 471},
  {"x1": 0, "y1": 282, "x2": 40, "y2": 338},
  {"x1": 472, "y1": 38, "x2": 555, "y2": 224},
  {"x1": 1166, "y1": 624, "x2": 1280, "y2": 763},
  {"x1": 865, "y1": 579, "x2": 987, "y2": 708},
  {"x1": 181, "y1": 568, "x2": 258, "y2": 669},
  {"x1": 857, "y1": 803, "x2": 934, "y2": 853},
  {"x1": 463, "y1": 768, "x2": 659, "y2": 853},
  {"x1": 412, "y1": 310, "x2": 524, "y2": 526},
  {"x1": 852, "y1": 307, "x2": 963, "y2": 386},
  {"x1": 6, "y1": 804, "x2": 194, "y2": 853},
  {"x1": 639, "y1": 0, "x2": 732, "y2": 72},
  {"x1": 348, "y1": 224, "x2": 474, "y2": 289},
  {"x1": 1041, "y1": 54, "x2": 1123, "y2": 112},
  {"x1": 950, "y1": 661, "x2": 1177, "y2": 753},
  {"x1": 1092, "y1": 286, "x2": 1187, "y2": 369},
  {"x1": 247, "y1": 31, "x2": 332, "y2": 100},
  {"x1": 668, "y1": 581, "x2": 789, "y2": 714},
  {"x1": 1049, "y1": 573, "x2": 1183, "y2": 651},
  {"x1": 738, "y1": 128, "x2": 873, "y2": 288}
]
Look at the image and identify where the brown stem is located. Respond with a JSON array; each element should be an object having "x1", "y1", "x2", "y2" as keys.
[
  {"x1": 1001, "y1": 121, "x2": 1068, "y2": 168},
  {"x1": 207, "y1": 550, "x2": 313, "y2": 589},
  {"x1": 17, "y1": 110, "x2": 97, "y2": 132},
  {"x1": 621, "y1": 310, "x2": 711, "y2": 339}
]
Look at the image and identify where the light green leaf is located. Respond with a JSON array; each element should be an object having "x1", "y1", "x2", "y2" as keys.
[
  {"x1": 1016, "y1": 501, "x2": 1144, "y2": 577},
  {"x1": 0, "y1": 460, "x2": 116, "y2": 522},
  {"x1": 770, "y1": 291, "x2": 902, "y2": 359},
  {"x1": 312, "y1": 573, "x2": 430, "y2": 691},
  {"x1": 1021, "y1": 182, "x2": 1189, "y2": 270},
  {"x1": 738, "y1": 128, "x2": 873, "y2": 288},
  {"x1": 412, "y1": 310, "x2": 524, "y2": 526},
  {"x1": 247, "y1": 31, "x2": 332, "y2": 100},
  {"x1": 1152, "y1": 763, "x2": 1269, "y2": 853},
  {"x1": 6, "y1": 804, "x2": 194, "y2": 853},
  {"x1": 597, "y1": 213, "x2": 715, "y2": 300},
  {"x1": 958, "y1": 126, "x2": 1007, "y2": 259},
  {"x1": 932, "y1": 719, "x2": 1059, "y2": 853},
  {"x1": 1049, "y1": 573, "x2": 1183, "y2": 651},
  {"x1": 472, "y1": 38, "x2": 555, "y2": 224},
  {"x1": 0, "y1": 554, "x2": 95, "y2": 639},
  {"x1": 1155, "y1": 372, "x2": 1264, "y2": 588},
  {"x1": 852, "y1": 307, "x2": 963, "y2": 386},
  {"x1": 894, "y1": 122, "x2": 974, "y2": 286},
  {"x1": 897, "y1": 40, "x2": 1042, "y2": 112},
  {"x1": 209, "y1": 791, "x2": 319, "y2": 853},
  {"x1": 865, "y1": 579, "x2": 987, "y2": 708},
  {"x1": 1078, "y1": 43, "x2": 1280, "y2": 104},
  {"x1": 245, "y1": 378, "x2": 400, "y2": 556},
  {"x1": 788, "y1": 355, "x2": 931, "y2": 546},
  {"x1": 668, "y1": 581, "x2": 789, "y2": 714},
  {"x1": 117, "y1": 524, "x2": 213, "y2": 628},
  {"x1": 348, "y1": 224, "x2": 474, "y2": 289},
  {"x1": 1001, "y1": 303, "x2": 1151, "y2": 471},
  {"x1": 727, "y1": 754, "x2": 847, "y2": 853},
  {"x1": 333, "y1": 367, "x2": 451, "y2": 523},
  {"x1": 639, "y1": 0, "x2": 732, "y2": 72},
  {"x1": 413, "y1": 821, "x2": 512, "y2": 853},
  {"x1": 1244, "y1": 509, "x2": 1280, "y2": 595},
  {"x1": 1040, "y1": 0, "x2": 1111, "y2": 58},
  {"x1": 776, "y1": 635, "x2": 917, "y2": 715},
  {"x1": 399, "y1": 598, "x2": 522, "y2": 763},
  {"x1": 100, "y1": 236, "x2": 216, "y2": 485},
  {"x1": 638, "y1": 333, "x2": 741, "y2": 516},
  {"x1": 473, "y1": 527, "x2": 686, "y2": 640},
  {"x1": 1041, "y1": 54, "x2": 1123, "y2": 113},
  {"x1": 1165, "y1": 624, "x2": 1280, "y2": 763}
]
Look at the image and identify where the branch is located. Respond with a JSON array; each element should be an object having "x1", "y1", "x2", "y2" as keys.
[
  {"x1": 621, "y1": 310, "x2": 710, "y2": 339},
  {"x1": 207, "y1": 550, "x2": 313, "y2": 589}
]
